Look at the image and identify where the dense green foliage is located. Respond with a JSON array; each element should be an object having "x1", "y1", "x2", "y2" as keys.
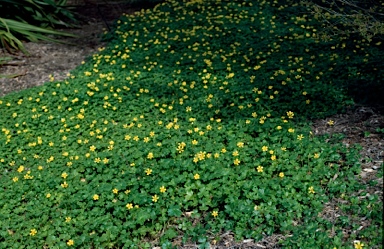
[{"x1": 0, "y1": 0, "x2": 382, "y2": 248}]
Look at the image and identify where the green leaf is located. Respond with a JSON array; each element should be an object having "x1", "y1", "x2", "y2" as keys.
[{"x1": 167, "y1": 205, "x2": 182, "y2": 217}]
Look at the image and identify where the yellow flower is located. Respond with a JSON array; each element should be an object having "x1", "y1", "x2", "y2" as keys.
[
  {"x1": 308, "y1": 186, "x2": 315, "y2": 194},
  {"x1": 226, "y1": 72, "x2": 235, "y2": 78},
  {"x1": 112, "y1": 188, "x2": 118, "y2": 194},
  {"x1": 288, "y1": 128, "x2": 295, "y2": 133},
  {"x1": 286, "y1": 111, "x2": 294, "y2": 119},
  {"x1": 147, "y1": 152, "x2": 154, "y2": 159},
  {"x1": 61, "y1": 182, "x2": 68, "y2": 188},
  {"x1": 30, "y1": 229, "x2": 37, "y2": 236},
  {"x1": 152, "y1": 195, "x2": 159, "y2": 202},
  {"x1": 12, "y1": 177, "x2": 18, "y2": 182},
  {"x1": 65, "y1": 217, "x2": 71, "y2": 222},
  {"x1": 126, "y1": 203, "x2": 133, "y2": 209},
  {"x1": 237, "y1": 142, "x2": 244, "y2": 148},
  {"x1": 160, "y1": 186, "x2": 166, "y2": 193},
  {"x1": 89, "y1": 145, "x2": 96, "y2": 152},
  {"x1": 354, "y1": 241, "x2": 364, "y2": 249},
  {"x1": 314, "y1": 153, "x2": 320, "y2": 159},
  {"x1": 327, "y1": 120, "x2": 335, "y2": 126},
  {"x1": 297, "y1": 134, "x2": 304, "y2": 140},
  {"x1": 61, "y1": 172, "x2": 68, "y2": 179},
  {"x1": 271, "y1": 155, "x2": 276, "y2": 160},
  {"x1": 194, "y1": 173, "x2": 200, "y2": 180},
  {"x1": 211, "y1": 211, "x2": 218, "y2": 217},
  {"x1": 233, "y1": 158, "x2": 241, "y2": 166},
  {"x1": 262, "y1": 146, "x2": 268, "y2": 152},
  {"x1": 67, "y1": 239, "x2": 74, "y2": 246},
  {"x1": 279, "y1": 172, "x2": 284, "y2": 178},
  {"x1": 46, "y1": 193, "x2": 51, "y2": 198},
  {"x1": 192, "y1": 139, "x2": 198, "y2": 145},
  {"x1": 232, "y1": 150, "x2": 239, "y2": 157},
  {"x1": 257, "y1": 166, "x2": 263, "y2": 172},
  {"x1": 93, "y1": 194, "x2": 99, "y2": 200},
  {"x1": 145, "y1": 168, "x2": 152, "y2": 175}
]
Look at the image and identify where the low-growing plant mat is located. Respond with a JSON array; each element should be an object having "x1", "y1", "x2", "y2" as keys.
[{"x1": 0, "y1": 0, "x2": 382, "y2": 248}]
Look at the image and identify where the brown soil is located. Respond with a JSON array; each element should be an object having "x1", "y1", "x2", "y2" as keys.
[
  {"x1": 0, "y1": 1, "x2": 147, "y2": 97},
  {"x1": 0, "y1": 1, "x2": 382, "y2": 248}
]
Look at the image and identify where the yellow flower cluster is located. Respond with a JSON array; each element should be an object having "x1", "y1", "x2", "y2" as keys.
[{"x1": 0, "y1": 1, "x2": 354, "y2": 245}]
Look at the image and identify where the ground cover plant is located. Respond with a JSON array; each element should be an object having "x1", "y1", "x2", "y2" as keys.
[{"x1": 0, "y1": 0, "x2": 382, "y2": 248}]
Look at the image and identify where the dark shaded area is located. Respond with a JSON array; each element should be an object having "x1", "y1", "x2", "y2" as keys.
[
  {"x1": 347, "y1": 81, "x2": 384, "y2": 114},
  {"x1": 303, "y1": 0, "x2": 384, "y2": 39},
  {"x1": 69, "y1": 0, "x2": 165, "y2": 26}
]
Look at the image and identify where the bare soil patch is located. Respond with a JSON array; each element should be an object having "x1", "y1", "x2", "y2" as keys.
[
  {"x1": 0, "y1": 1, "x2": 146, "y2": 97},
  {"x1": 0, "y1": 1, "x2": 382, "y2": 248}
]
